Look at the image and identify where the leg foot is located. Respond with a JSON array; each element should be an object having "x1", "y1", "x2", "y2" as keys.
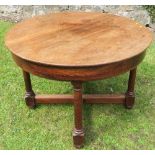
[
  {"x1": 124, "y1": 68, "x2": 137, "y2": 109},
  {"x1": 23, "y1": 70, "x2": 36, "y2": 109},
  {"x1": 71, "y1": 81, "x2": 84, "y2": 148},
  {"x1": 73, "y1": 128, "x2": 84, "y2": 148},
  {"x1": 125, "y1": 92, "x2": 135, "y2": 109},
  {"x1": 25, "y1": 91, "x2": 36, "y2": 109}
]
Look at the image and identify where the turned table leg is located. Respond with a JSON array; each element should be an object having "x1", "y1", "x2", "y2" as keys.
[
  {"x1": 71, "y1": 81, "x2": 84, "y2": 148},
  {"x1": 23, "y1": 70, "x2": 36, "y2": 108},
  {"x1": 125, "y1": 68, "x2": 137, "y2": 109}
]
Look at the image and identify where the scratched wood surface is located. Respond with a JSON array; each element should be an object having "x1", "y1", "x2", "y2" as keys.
[{"x1": 5, "y1": 12, "x2": 152, "y2": 67}]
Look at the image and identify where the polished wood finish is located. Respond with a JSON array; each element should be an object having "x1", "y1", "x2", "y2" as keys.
[
  {"x1": 35, "y1": 94, "x2": 74, "y2": 104},
  {"x1": 71, "y1": 81, "x2": 84, "y2": 148},
  {"x1": 83, "y1": 94, "x2": 125, "y2": 104},
  {"x1": 12, "y1": 52, "x2": 145, "y2": 81},
  {"x1": 5, "y1": 12, "x2": 152, "y2": 148},
  {"x1": 125, "y1": 68, "x2": 137, "y2": 109},
  {"x1": 35, "y1": 94, "x2": 125, "y2": 104},
  {"x1": 23, "y1": 70, "x2": 36, "y2": 109},
  {"x1": 5, "y1": 12, "x2": 152, "y2": 67}
]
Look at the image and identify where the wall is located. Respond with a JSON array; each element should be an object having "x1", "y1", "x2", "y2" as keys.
[{"x1": 0, "y1": 5, "x2": 151, "y2": 25}]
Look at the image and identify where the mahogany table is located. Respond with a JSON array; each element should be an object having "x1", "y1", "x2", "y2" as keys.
[{"x1": 5, "y1": 12, "x2": 152, "y2": 148}]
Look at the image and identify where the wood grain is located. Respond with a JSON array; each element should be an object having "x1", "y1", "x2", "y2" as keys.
[
  {"x1": 5, "y1": 12, "x2": 152, "y2": 68},
  {"x1": 35, "y1": 94, "x2": 125, "y2": 104},
  {"x1": 12, "y1": 51, "x2": 145, "y2": 81}
]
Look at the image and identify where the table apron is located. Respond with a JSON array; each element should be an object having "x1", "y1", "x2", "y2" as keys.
[{"x1": 12, "y1": 51, "x2": 145, "y2": 81}]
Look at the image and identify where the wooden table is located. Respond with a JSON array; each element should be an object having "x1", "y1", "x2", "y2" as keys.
[{"x1": 5, "y1": 12, "x2": 152, "y2": 148}]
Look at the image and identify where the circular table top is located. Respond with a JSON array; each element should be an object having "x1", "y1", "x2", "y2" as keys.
[{"x1": 5, "y1": 12, "x2": 152, "y2": 68}]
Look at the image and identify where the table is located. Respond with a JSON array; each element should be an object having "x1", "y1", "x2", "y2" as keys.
[{"x1": 5, "y1": 12, "x2": 152, "y2": 148}]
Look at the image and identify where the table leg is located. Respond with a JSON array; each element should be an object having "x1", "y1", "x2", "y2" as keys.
[
  {"x1": 23, "y1": 70, "x2": 36, "y2": 109},
  {"x1": 125, "y1": 68, "x2": 137, "y2": 109},
  {"x1": 71, "y1": 81, "x2": 84, "y2": 148}
]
